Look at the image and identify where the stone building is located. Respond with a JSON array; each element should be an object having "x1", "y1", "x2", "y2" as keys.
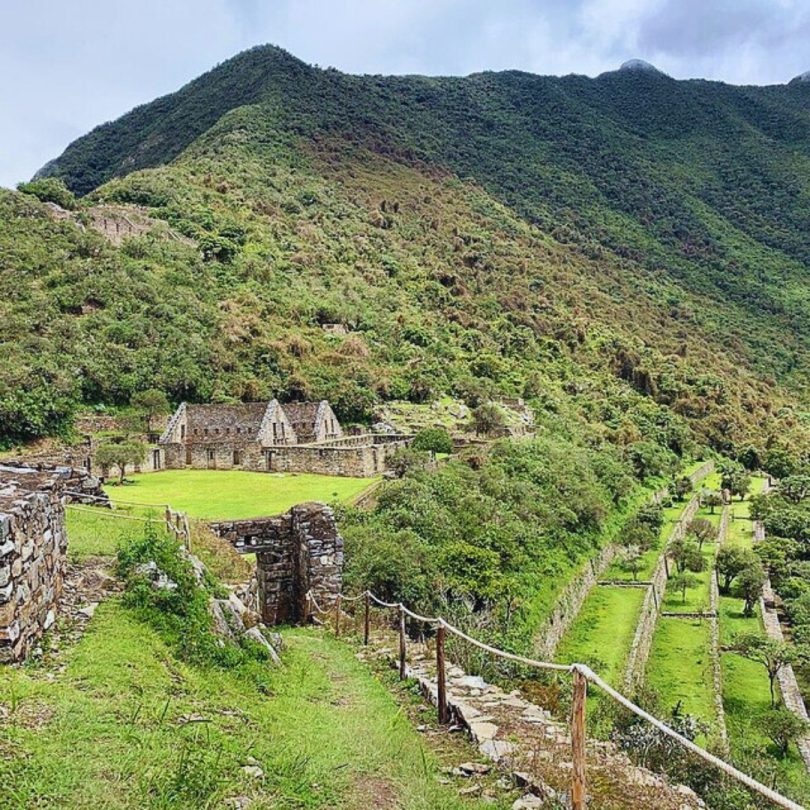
[{"x1": 158, "y1": 399, "x2": 407, "y2": 477}]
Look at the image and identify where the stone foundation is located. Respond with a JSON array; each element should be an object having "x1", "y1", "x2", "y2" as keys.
[
  {"x1": 209, "y1": 502, "x2": 343, "y2": 625},
  {"x1": 0, "y1": 466, "x2": 69, "y2": 662}
]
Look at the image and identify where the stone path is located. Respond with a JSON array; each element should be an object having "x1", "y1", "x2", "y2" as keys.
[{"x1": 361, "y1": 634, "x2": 704, "y2": 809}]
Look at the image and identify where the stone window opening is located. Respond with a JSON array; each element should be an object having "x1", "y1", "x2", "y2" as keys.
[{"x1": 233, "y1": 450, "x2": 242, "y2": 466}]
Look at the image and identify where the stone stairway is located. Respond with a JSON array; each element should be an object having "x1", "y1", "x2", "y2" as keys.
[{"x1": 360, "y1": 634, "x2": 704, "y2": 809}]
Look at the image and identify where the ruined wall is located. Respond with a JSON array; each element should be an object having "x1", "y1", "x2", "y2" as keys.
[
  {"x1": 209, "y1": 502, "x2": 343, "y2": 624},
  {"x1": 534, "y1": 543, "x2": 620, "y2": 659},
  {"x1": 623, "y1": 491, "x2": 702, "y2": 690},
  {"x1": 0, "y1": 466, "x2": 68, "y2": 663}
]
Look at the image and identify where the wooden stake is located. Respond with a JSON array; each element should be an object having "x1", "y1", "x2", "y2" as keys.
[
  {"x1": 436, "y1": 622, "x2": 448, "y2": 724},
  {"x1": 334, "y1": 594, "x2": 342, "y2": 637},
  {"x1": 571, "y1": 667, "x2": 587, "y2": 810},
  {"x1": 363, "y1": 592, "x2": 370, "y2": 646},
  {"x1": 398, "y1": 605, "x2": 407, "y2": 680}
]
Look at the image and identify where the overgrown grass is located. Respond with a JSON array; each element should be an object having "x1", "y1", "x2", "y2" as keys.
[
  {"x1": 106, "y1": 470, "x2": 378, "y2": 520},
  {"x1": 0, "y1": 604, "x2": 506, "y2": 809},
  {"x1": 556, "y1": 586, "x2": 645, "y2": 684},
  {"x1": 646, "y1": 618, "x2": 716, "y2": 734}
]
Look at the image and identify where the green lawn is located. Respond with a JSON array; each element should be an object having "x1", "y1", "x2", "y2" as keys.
[
  {"x1": 661, "y1": 543, "x2": 716, "y2": 613},
  {"x1": 0, "y1": 602, "x2": 507, "y2": 810},
  {"x1": 66, "y1": 505, "x2": 162, "y2": 561},
  {"x1": 105, "y1": 469, "x2": 378, "y2": 520},
  {"x1": 556, "y1": 586, "x2": 645, "y2": 685},
  {"x1": 646, "y1": 618, "x2": 717, "y2": 736}
]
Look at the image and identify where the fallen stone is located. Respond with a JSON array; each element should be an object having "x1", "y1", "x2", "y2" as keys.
[
  {"x1": 244, "y1": 626, "x2": 282, "y2": 665},
  {"x1": 77, "y1": 602, "x2": 98, "y2": 619},
  {"x1": 241, "y1": 765, "x2": 264, "y2": 779},
  {"x1": 469, "y1": 720, "x2": 499, "y2": 741},
  {"x1": 479, "y1": 739, "x2": 516, "y2": 761},
  {"x1": 512, "y1": 794, "x2": 546, "y2": 809},
  {"x1": 457, "y1": 762, "x2": 491, "y2": 775}
]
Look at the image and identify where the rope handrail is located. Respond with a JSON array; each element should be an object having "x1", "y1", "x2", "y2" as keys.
[
  {"x1": 63, "y1": 490, "x2": 170, "y2": 509},
  {"x1": 65, "y1": 505, "x2": 164, "y2": 524},
  {"x1": 310, "y1": 588, "x2": 803, "y2": 810},
  {"x1": 581, "y1": 665, "x2": 804, "y2": 810}
]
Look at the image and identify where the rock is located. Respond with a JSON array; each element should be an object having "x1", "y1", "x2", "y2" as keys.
[
  {"x1": 469, "y1": 720, "x2": 499, "y2": 741},
  {"x1": 241, "y1": 765, "x2": 264, "y2": 779},
  {"x1": 512, "y1": 794, "x2": 546, "y2": 809},
  {"x1": 223, "y1": 797, "x2": 251, "y2": 809},
  {"x1": 457, "y1": 762, "x2": 491, "y2": 775},
  {"x1": 479, "y1": 739, "x2": 516, "y2": 761},
  {"x1": 459, "y1": 784, "x2": 482, "y2": 797},
  {"x1": 244, "y1": 626, "x2": 282, "y2": 665},
  {"x1": 455, "y1": 674, "x2": 487, "y2": 690},
  {"x1": 77, "y1": 602, "x2": 98, "y2": 619}
]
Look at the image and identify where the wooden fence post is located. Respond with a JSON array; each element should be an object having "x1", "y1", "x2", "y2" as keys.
[
  {"x1": 398, "y1": 605, "x2": 407, "y2": 680},
  {"x1": 571, "y1": 667, "x2": 587, "y2": 810},
  {"x1": 334, "y1": 594, "x2": 342, "y2": 637},
  {"x1": 436, "y1": 621, "x2": 448, "y2": 724},
  {"x1": 363, "y1": 592, "x2": 370, "y2": 646}
]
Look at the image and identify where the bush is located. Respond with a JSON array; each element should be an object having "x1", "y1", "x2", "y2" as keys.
[
  {"x1": 411, "y1": 427, "x2": 453, "y2": 454},
  {"x1": 17, "y1": 178, "x2": 77, "y2": 209}
]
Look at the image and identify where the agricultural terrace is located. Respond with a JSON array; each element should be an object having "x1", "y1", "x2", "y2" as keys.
[{"x1": 103, "y1": 469, "x2": 378, "y2": 520}]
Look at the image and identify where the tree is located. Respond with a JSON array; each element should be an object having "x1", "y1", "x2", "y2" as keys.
[
  {"x1": 687, "y1": 518, "x2": 715, "y2": 551},
  {"x1": 730, "y1": 632, "x2": 799, "y2": 707},
  {"x1": 620, "y1": 517, "x2": 657, "y2": 553},
  {"x1": 471, "y1": 403, "x2": 506, "y2": 437},
  {"x1": 669, "y1": 536, "x2": 705, "y2": 574},
  {"x1": 131, "y1": 388, "x2": 171, "y2": 433},
  {"x1": 716, "y1": 546, "x2": 756, "y2": 593},
  {"x1": 95, "y1": 441, "x2": 147, "y2": 485},
  {"x1": 411, "y1": 427, "x2": 453, "y2": 455},
  {"x1": 730, "y1": 470, "x2": 752, "y2": 501},
  {"x1": 779, "y1": 475, "x2": 810, "y2": 505},
  {"x1": 702, "y1": 491, "x2": 723, "y2": 514},
  {"x1": 620, "y1": 545, "x2": 644, "y2": 582},
  {"x1": 734, "y1": 562, "x2": 766, "y2": 617},
  {"x1": 673, "y1": 476, "x2": 692, "y2": 502},
  {"x1": 671, "y1": 571, "x2": 699, "y2": 603},
  {"x1": 762, "y1": 708, "x2": 809, "y2": 758}
]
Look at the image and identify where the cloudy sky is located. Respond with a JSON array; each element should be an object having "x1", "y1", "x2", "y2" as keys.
[{"x1": 1, "y1": 0, "x2": 808, "y2": 189}]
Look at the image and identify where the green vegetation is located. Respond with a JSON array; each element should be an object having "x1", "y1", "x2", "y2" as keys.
[
  {"x1": 105, "y1": 470, "x2": 377, "y2": 519},
  {"x1": 0, "y1": 604, "x2": 501, "y2": 809},
  {"x1": 556, "y1": 585, "x2": 645, "y2": 685},
  {"x1": 646, "y1": 618, "x2": 716, "y2": 731}
]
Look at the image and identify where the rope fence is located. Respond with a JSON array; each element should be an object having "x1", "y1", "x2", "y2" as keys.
[{"x1": 306, "y1": 588, "x2": 804, "y2": 810}]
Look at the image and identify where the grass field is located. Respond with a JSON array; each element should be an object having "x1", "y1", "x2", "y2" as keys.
[
  {"x1": 0, "y1": 602, "x2": 510, "y2": 810},
  {"x1": 646, "y1": 618, "x2": 716, "y2": 733},
  {"x1": 556, "y1": 586, "x2": 645, "y2": 684},
  {"x1": 105, "y1": 469, "x2": 378, "y2": 520}
]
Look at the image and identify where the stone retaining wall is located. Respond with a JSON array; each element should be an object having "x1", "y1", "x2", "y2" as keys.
[
  {"x1": 209, "y1": 502, "x2": 343, "y2": 625},
  {"x1": 709, "y1": 505, "x2": 730, "y2": 753},
  {"x1": 0, "y1": 466, "x2": 69, "y2": 662},
  {"x1": 753, "y1": 480, "x2": 810, "y2": 770},
  {"x1": 623, "y1": 490, "x2": 702, "y2": 690}
]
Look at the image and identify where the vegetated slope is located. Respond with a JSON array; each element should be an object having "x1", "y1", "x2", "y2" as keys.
[{"x1": 39, "y1": 45, "x2": 810, "y2": 392}]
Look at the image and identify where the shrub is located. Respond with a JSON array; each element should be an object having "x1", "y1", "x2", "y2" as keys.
[
  {"x1": 17, "y1": 178, "x2": 77, "y2": 209},
  {"x1": 411, "y1": 427, "x2": 453, "y2": 454}
]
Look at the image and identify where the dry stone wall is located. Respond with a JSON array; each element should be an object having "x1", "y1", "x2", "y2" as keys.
[
  {"x1": 0, "y1": 466, "x2": 68, "y2": 662},
  {"x1": 623, "y1": 489, "x2": 703, "y2": 690},
  {"x1": 209, "y1": 502, "x2": 343, "y2": 625}
]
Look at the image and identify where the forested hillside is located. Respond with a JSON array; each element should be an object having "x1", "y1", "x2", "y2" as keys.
[{"x1": 2, "y1": 45, "x2": 808, "y2": 467}]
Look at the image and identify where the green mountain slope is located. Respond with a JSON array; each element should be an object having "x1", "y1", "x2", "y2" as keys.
[{"x1": 2, "y1": 45, "x2": 808, "y2": 464}]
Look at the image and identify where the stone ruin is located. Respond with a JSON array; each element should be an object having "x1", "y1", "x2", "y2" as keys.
[
  {"x1": 0, "y1": 464, "x2": 105, "y2": 662},
  {"x1": 209, "y1": 502, "x2": 343, "y2": 625}
]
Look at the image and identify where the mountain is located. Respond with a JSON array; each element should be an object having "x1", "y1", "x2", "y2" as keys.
[{"x1": 2, "y1": 45, "x2": 808, "y2": 466}]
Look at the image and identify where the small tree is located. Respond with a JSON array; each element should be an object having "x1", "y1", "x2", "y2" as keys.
[
  {"x1": 620, "y1": 545, "x2": 644, "y2": 582},
  {"x1": 731, "y1": 632, "x2": 799, "y2": 707},
  {"x1": 734, "y1": 562, "x2": 766, "y2": 617},
  {"x1": 716, "y1": 546, "x2": 755, "y2": 593},
  {"x1": 410, "y1": 427, "x2": 453, "y2": 455},
  {"x1": 471, "y1": 403, "x2": 506, "y2": 437},
  {"x1": 131, "y1": 389, "x2": 171, "y2": 433},
  {"x1": 673, "y1": 476, "x2": 692, "y2": 502},
  {"x1": 95, "y1": 441, "x2": 147, "y2": 485},
  {"x1": 687, "y1": 518, "x2": 715, "y2": 551},
  {"x1": 730, "y1": 470, "x2": 752, "y2": 501},
  {"x1": 703, "y1": 491, "x2": 723, "y2": 514},
  {"x1": 762, "y1": 708, "x2": 809, "y2": 758},
  {"x1": 672, "y1": 571, "x2": 699, "y2": 603},
  {"x1": 670, "y1": 536, "x2": 705, "y2": 574}
]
